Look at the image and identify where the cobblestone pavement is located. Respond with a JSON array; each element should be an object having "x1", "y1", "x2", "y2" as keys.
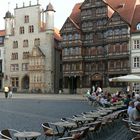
[
  {"x1": 0, "y1": 93, "x2": 135, "y2": 140},
  {"x1": 0, "y1": 92, "x2": 85, "y2": 100}
]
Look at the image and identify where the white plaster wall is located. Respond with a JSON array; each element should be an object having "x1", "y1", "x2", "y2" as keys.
[{"x1": 131, "y1": 34, "x2": 140, "y2": 73}]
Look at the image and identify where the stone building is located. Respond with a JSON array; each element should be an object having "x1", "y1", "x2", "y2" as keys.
[
  {"x1": 60, "y1": 0, "x2": 140, "y2": 94},
  {"x1": 4, "y1": 1, "x2": 62, "y2": 93},
  {"x1": 0, "y1": 30, "x2": 5, "y2": 90},
  {"x1": 130, "y1": 5, "x2": 140, "y2": 92}
]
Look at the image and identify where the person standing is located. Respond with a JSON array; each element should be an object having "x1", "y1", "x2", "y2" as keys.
[
  {"x1": 8, "y1": 85, "x2": 13, "y2": 98},
  {"x1": 4, "y1": 86, "x2": 9, "y2": 99},
  {"x1": 129, "y1": 102, "x2": 140, "y2": 122}
]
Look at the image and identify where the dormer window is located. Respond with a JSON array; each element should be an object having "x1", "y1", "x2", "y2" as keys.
[{"x1": 136, "y1": 23, "x2": 140, "y2": 30}]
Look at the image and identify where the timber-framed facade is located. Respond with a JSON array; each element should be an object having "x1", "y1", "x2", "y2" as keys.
[{"x1": 60, "y1": 0, "x2": 138, "y2": 94}]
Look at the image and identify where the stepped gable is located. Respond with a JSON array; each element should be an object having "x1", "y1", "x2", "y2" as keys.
[{"x1": 104, "y1": 0, "x2": 137, "y2": 25}]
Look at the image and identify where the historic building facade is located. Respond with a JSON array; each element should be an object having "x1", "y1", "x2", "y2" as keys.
[
  {"x1": 130, "y1": 5, "x2": 140, "y2": 92},
  {"x1": 4, "y1": 1, "x2": 62, "y2": 93},
  {"x1": 0, "y1": 30, "x2": 5, "y2": 90},
  {"x1": 60, "y1": 0, "x2": 140, "y2": 94}
]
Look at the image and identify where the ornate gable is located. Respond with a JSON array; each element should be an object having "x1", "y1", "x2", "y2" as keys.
[
  {"x1": 80, "y1": 0, "x2": 92, "y2": 10},
  {"x1": 30, "y1": 47, "x2": 45, "y2": 57},
  {"x1": 60, "y1": 18, "x2": 80, "y2": 34},
  {"x1": 107, "y1": 12, "x2": 127, "y2": 26}
]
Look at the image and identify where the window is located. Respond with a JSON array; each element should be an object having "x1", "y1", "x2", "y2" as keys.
[
  {"x1": 0, "y1": 37, "x2": 4, "y2": 44},
  {"x1": 134, "y1": 57, "x2": 140, "y2": 68},
  {"x1": 109, "y1": 61, "x2": 114, "y2": 68},
  {"x1": 34, "y1": 38, "x2": 40, "y2": 47},
  {"x1": 115, "y1": 44, "x2": 120, "y2": 53},
  {"x1": 13, "y1": 41, "x2": 18, "y2": 48},
  {"x1": 11, "y1": 77, "x2": 19, "y2": 87},
  {"x1": 114, "y1": 29, "x2": 120, "y2": 35},
  {"x1": 116, "y1": 61, "x2": 121, "y2": 68},
  {"x1": 121, "y1": 28, "x2": 127, "y2": 35},
  {"x1": 23, "y1": 40, "x2": 28, "y2": 47},
  {"x1": 22, "y1": 63, "x2": 28, "y2": 71},
  {"x1": 11, "y1": 53, "x2": 18, "y2": 60},
  {"x1": 68, "y1": 34, "x2": 72, "y2": 40},
  {"x1": 19, "y1": 27, "x2": 24, "y2": 34},
  {"x1": 133, "y1": 83, "x2": 140, "y2": 92},
  {"x1": 75, "y1": 33, "x2": 79, "y2": 40},
  {"x1": 23, "y1": 52, "x2": 29, "y2": 59},
  {"x1": 24, "y1": 15, "x2": 29, "y2": 23},
  {"x1": 108, "y1": 30, "x2": 113, "y2": 36},
  {"x1": 63, "y1": 48, "x2": 68, "y2": 56},
  {"x1": 29, "y1": 25, "x2": 34, "y2": 33},
  {"x1": 134, "y1": 40, "x2": 140, "y2": 49},
  {"x1": 63, "y1": 35, "x2": 67, "y2": 40},
  {"x1": 10, "y1": 64, "x2": 19, "y2": 71}
]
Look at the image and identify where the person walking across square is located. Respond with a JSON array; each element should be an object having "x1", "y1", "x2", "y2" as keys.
[{"x1": 4, "y1": 86, "x2": 9, "y2": 99}]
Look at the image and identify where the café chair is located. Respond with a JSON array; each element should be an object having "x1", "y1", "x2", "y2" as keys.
[
  {"x1": 132, "y1": 137, "x2": 140, "y2": 140},
  {"x1": 61, "y1": 118, "x2": 69, "y2": 122},
  {"x1": 122, "y1": 118, "x2": 130, "y2": 128},
  {"x1": 58, "y1": 127, "x2": 89, "y2": 140},
  {"x1": 42, "y1": 122, "x2": 63, "y2": 139},
  {"x1": 0, "y1": 129, "x2": 19, "y2": 140}
]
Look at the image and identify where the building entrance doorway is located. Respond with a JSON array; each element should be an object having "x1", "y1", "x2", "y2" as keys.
[
  {"x1": 91, "y1": 73, "x2": 103, "y2": 91},
  {"x1": 22, "y1": 75, "x2": 29, "y2": 89},
  {"x1": 69, "y1": 76, "x2": 77, "y2": 94}
]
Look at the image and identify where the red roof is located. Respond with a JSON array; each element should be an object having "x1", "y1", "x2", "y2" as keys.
[
  {"x1": 0, "y1": 30, "x2": 5, "y2": 36},
  {"x1": 104, "y1": 0, "x2": 138, "y2": 25},
  {"x1": 54, "y1": 28, "x2": 62, "y2": 41},
  {"x1": 131, "y1": 5, "x2": 140, "y2": 32},
  {"x1": 69, "y1": 3, "x2": 82, "y2": 27}
]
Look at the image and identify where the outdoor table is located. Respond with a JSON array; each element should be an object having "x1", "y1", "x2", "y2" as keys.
[
  {"x1": 83, "y1": 113, "x2": 100, "y2": 119},
  {"x1": 70, "y1": 126, "x2": 89, "y2": 133},
  {"x1": 14, "y1": 131, "x2": 41, "y2": 140},
  {"x1": 50, "y1": 121, "x2": 77, "y2": 136},
  {"x1": 71, "y1": 116, "x2": 94, "y2": 127},
  {"x1": 84, "y1": 121, "x2": 101, "y2": 127},
  {"x1": 131, "y1": 122, "x2": 140, "y2": 127},
  {"x1": 130, "y1": 127, "x2": 140, "y2": 137}
]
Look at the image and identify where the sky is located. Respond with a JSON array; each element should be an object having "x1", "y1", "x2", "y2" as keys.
[{"x1": 0, "y1": 0, "x2": 84, "y2": 30}]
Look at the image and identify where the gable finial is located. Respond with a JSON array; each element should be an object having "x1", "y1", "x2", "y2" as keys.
[
  {"x1": 8, "y1": 2, "x2": 10, "y2": 11},
  {"x1": 29, "y1": 1, "x2": 31, "y2": 6},
  {"x1": 16, "y1": 3, "x2": 18, "y2": 8}
]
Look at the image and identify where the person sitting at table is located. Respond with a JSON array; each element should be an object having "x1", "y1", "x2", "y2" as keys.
[
  {"x1": 129, "y1": 102, "x2": 140, "y2": 122},
  {"x1": 134, "y1": 96, "x2": 140, "y2": 107},
  {"x1": 98, "y1": 95, "x2": 111, "y2": 107},
  {"x1": 127, "y1": 101, "x2": 134, "y2": 117},
  {"x1": 123, "y1": 94, "x2": 132, "y2": 108}
]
